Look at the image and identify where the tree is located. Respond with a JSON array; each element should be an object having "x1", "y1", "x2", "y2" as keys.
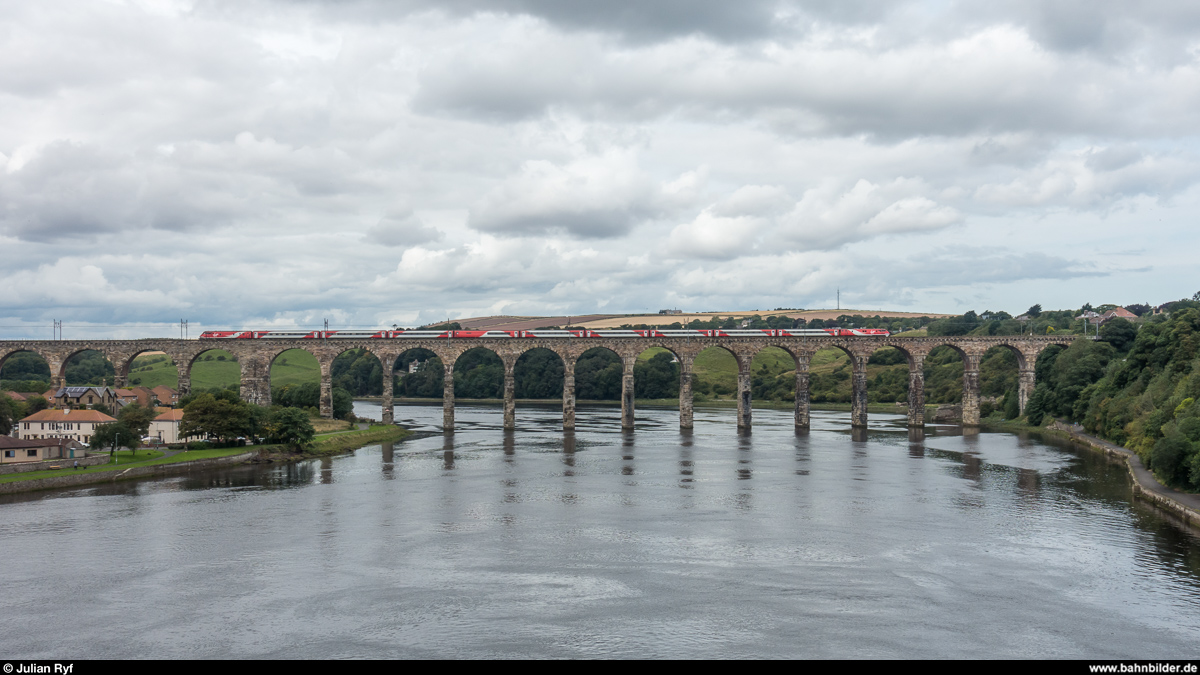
[
  {"x1": 24, "y1": 396, "x2": 50, "y2": 414},
  {"x1": 91, "y1": 421, "x2": 141, "y2": 457},
  {"x1": 0, "y1": 395, "x2": 14, "y2": 435},
  {"x1": 118, "y1": 402, "x2": 157, "y2": 438},
  {"x1": 333, "y1": 387, "x2": 354, "y2": 420},
  {"x1": 266, "y1": 407, "x2": 315, "y2": 452},
  {"x1": 179, "y1": 393, "x2": 255, "y2": 444},
  {"x1": 1099, "y1": 318, "x2": 1137, "y2": 352},
  {"x1": 1026, "y1": 304, "x2": 1043, "y2": 318},
  {"x1": 634, "y1": 352, "x2": 680, "y2": 399}
]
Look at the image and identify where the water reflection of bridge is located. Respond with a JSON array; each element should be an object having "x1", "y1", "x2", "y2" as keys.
[{"x1": 0, "y1": 335, "x2": 1076, "y2": 430}]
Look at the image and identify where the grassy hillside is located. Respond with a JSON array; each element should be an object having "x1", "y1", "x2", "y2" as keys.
[{"x1": 128, "y1": 348, "x2": 322, "y2": 392}]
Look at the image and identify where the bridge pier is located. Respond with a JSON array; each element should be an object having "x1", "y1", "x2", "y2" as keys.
[
  {"x1": 562, "y1": 365, "x2": 576, "y2": 431},
  {"x1": 679, "y1": 356, "x2": 694, "y2": 429},
  {"x1": 381, "y1": 370, "x2": 394, "y2": 425},
  {"x1": 442, "y1": 361, "x2": 455, "y2": 431},
  {"x1": 794, "y1": 353, "x2": 810, "y2": 429},
  {"x1": 736, "y1": 358, "x2": 751, "y2": 429},
  {"x1": 48, "y1": 358, "x2": 64, "y2": 394},
  {"x1": 239, "y1": 355, "x2": 271, "y2": 407},
  {"x1": 621, "y1": 356, "x2": 635, "y2": 430},
  {"x1": 503, "y1": 361, "x2": 516, "y2": 430},
  {"x1": 907, "y1": 355, "x2": 925, "y2": 428},
  {"x1": 962, "y1": 357, "x2": 981, "y2": 426},
  {"x1": 851, "y1": 355, "x2": 868, "y2": 428},
  {"x1": 319, "y1": 360, "x2": 333, "y2": 419},
  {"x1": 177, "y1": 372, "x2": 191, "y2": 397},
  {"x1": 1018, "y1": 368, "x2": 1036, "y2": 415}
]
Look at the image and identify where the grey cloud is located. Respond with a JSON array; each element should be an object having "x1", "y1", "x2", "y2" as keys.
[
  {"x1": 410, "y1": 27, "x2": 1199, "y2": 139},
  {"x1": 995, "y1": 0, "x2": 1200, "y2": 59},
  {"x1": 875, "y1": 248, "x2": 1107, "y2": 289},
  {"x1": 365, "y1": 212, "x2": 443, "y2": 246},
  {"x1": 471, "y1": 208, "x2": 646, "y2": 238},
  {"x1": 275, "y1": 0, "x2": 909, "y2": 42}
]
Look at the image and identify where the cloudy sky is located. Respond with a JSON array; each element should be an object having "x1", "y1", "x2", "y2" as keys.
[{"x1": 2, "y1": 0, "x2": 1198, "y2": 338}]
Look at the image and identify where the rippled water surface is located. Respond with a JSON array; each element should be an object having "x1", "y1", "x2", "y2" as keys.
[{"x1": 2, "y1": 402, "x2": 1200, "y2": 658}]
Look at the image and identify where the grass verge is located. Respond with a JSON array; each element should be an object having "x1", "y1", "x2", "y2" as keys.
[{"x1": 254, "y1": 425, "x2": 412, "y2": 461}]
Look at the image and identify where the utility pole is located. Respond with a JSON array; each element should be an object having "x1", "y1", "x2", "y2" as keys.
[
  {"x1": 180, "y1": 319, "x2": 188, "y2": 340},
  {"x1": 837, "y1": 288, "x2": 840, "y2": 311},
  {"x1": 323, "y1": 318, "x2": 329, "y2": 344},
  {"x1": 53, "y1": 319, "x2": 62, "y2": 340}
]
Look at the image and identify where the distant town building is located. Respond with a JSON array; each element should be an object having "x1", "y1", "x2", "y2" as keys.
[
  {"x1": 1101, "y1": 307, "x2": 1138, "y2": 323},
  {"x1": 18, "y1": 408, "x2": 117, "y2": 445},
  {"x1": 658, "y1": 309, "x2": 683, "y2": 315},
  {"x1": 52, "y1": 386, "x2": 119, "y2": 411},
  {"x1": 152, "y1": 386, "x2": 178, "y2": 407}
]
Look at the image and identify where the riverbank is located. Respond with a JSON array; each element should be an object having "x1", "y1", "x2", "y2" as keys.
[
  {"x1": 982, "y1": 417, "x2": 1200, "y2": 528},
  {"x1": 251, "y1": 425, "x2": 412, "y2": 462},
  {"x1": 0, "y1": 425, "x2": 412, "y2": 494}
]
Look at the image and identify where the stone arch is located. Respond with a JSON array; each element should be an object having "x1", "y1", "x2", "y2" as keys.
[
  {"x1": 263, "y1": 346, "x2": 324, "y2": 415},
  {"x1": 512, "y1": 346, "x2": 565, "y2": 399},
  {"x1": 819, "y1": 341, "x2": 872, "y2": 428},
  {"x1": 328, "y1": 345, "x2": 386, "y2": 390},
  {"x1": 865, "y1": 340, "x2": 928, "y2": 428},
  {"x1": 0, "y1": 347, "x2": 54, "y2": 389},
  {"x1": 450, "y1": 346, "x2": 505, "y2": 399},
  {"x1": 114, "y1": 347, "x2": 181, "y2": 390},
  {"x1": 58, "y1": 347, "x2": 118, "y2": 388},
  {"x1": 985, "y1": 342, "x2": 1031, "y2": 371},
  {"x1": 922, "y1": 340, "x2": 985, "y2": 426},
  {"x1": 692, "y1": 342, "x2": 756, "y2": 429},
  {"x1": 326, "y1": 345, "x2": 386, "y2": 420},
  {"x1": 976, "y1": 343, "x2": 1024, "y2": 420},
  {"x1": 571, "y1": 345, "x2": 623, "y2": 396},
  {"x1": 495, "y1": 346, "x2": 567, "y2": 430}
]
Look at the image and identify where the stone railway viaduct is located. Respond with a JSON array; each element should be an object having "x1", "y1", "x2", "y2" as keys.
[{"x1": 0, "y1": 335, "x2": 1077, "y2": 431}]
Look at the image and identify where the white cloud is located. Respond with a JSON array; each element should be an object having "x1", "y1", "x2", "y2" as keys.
[
  {"x1": 469, "y1": 151, "x2": 694, "y2": 238},
  {"x1": 0, "y1": 0, "x2": 1198, "y2": 335}
]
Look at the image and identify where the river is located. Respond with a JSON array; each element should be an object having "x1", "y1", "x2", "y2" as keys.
[{"x1": 1, "y1": 402, "x2": 1198, "y2": 658}]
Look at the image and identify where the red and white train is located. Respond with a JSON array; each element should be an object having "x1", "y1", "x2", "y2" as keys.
[{"x1": 199, "y1": 328, "x2": 890, "y2": 339}]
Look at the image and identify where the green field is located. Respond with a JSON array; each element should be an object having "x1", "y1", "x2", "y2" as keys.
[{"x1": 128, "y1": 348, "x2": 321, "y2": 391}]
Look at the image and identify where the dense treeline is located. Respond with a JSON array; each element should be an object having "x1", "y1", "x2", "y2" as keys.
[{"x1": 996, "y1": 296, "x2": 1200, "y2": 491}]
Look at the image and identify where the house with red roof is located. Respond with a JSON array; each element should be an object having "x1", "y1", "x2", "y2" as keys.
[
  {"x1": 17, "y1": 408, "x2": 118, "y2": 445},
  {"x1": 149, "y1": 409, "x2": 186, "y2": 444}
]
